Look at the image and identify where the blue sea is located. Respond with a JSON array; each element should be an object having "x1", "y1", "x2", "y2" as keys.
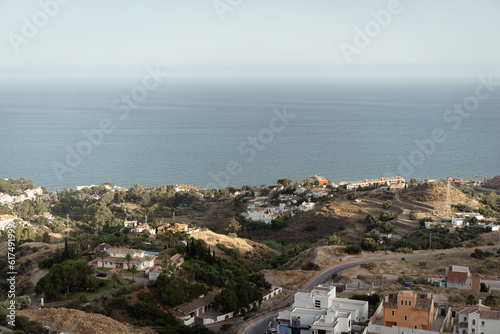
[{"x1": 0, "y1": 77, "x2": 498, "y2": 191}]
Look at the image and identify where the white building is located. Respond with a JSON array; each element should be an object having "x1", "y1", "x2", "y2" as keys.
[
  {"x1": 295, "y1": 187, "x2": 307, "y2": 195},
  {"x1": 97, "y1": 247, "x2": 156, "y2": 270},
  {"x1": 299, "y1": 202, "x2": 316, "y2": 212},
  {"x1": 277, "y1": 285, "x2": 368, "y2": 334},
  {"x1": 124, "y1": 220, "x2": 137, "y2": 228},
  {"x1": 0, "y1": 215, "x2": 16, "y2": 231},
  {"x1": 247, "y1": 197, "x2": 268, "y2": 208},
  {"x1": 306, "y1": 189, "x2": 329, "y2": 198},
  {"x1": 25, "y1": 187, "x2": 43, "y2": 199},
  {"x1": 452, "y1": 301, "x2": 500, "y2": 334}
]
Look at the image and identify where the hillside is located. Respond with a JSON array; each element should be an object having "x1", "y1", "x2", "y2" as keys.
[
  {"x1": 284, "y1": 245, "x2": 346, "y2": 270},
  {"x1": 400, "y1": 181, "x2": 480, "y2": 211},
  {"x1": 191, "y1": 230, "x2": 280, "y2": 267},
  {"x1": 18, "y1": 308, "x2": 155, "y2": 334}
]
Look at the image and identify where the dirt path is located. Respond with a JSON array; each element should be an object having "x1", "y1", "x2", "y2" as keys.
[{"x1": 30, "y1": 269, "x2": 49, "y2": 286}]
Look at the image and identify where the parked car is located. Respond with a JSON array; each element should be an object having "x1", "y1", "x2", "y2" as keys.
[{"x1": 96, "y1": 272, "x2": 107, "y2": 277}]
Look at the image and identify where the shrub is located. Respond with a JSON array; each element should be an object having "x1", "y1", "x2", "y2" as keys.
[
  {"x1": 409, "y1": 210, "x2": 418, "y2": 220},
  {"x1": 379, "y1": 211, "x2": 395, "y2": 221},
  {"x1": 383, "y1": 200, "x2": 392, "y2": 209},
  {"x1": 361, "y1": 262, "x2": 377, "y2": 270},
  {"x1": 395, "y1": 247, "x2": 414, "y2": 254},
  {"x1": 448, "y1": 294, "x2": 463, "y2": 303},
  {"x1": 304, "y1": 223, "x2": 318, "y2": 232},
  {"x1": 345, "y1": 245, "x2": 362, "y2": 255},
  {"x1": 326, "y1": 234, "x2": 343, "y2": 245},
  {"x1": 360, "y1": 238, "x2": 379, "y2": 252},
  {"x1": 302, "y1": 262, "x2": 320, "y2": 271},
  {"x1": 471, "y1": 248, "x2": 493, "y2": 259},
  {"x1": 347, "y1": 192, "x2": 359, "y2": 200}
]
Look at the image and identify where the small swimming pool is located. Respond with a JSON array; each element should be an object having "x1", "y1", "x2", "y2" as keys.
[{"x1": 144, "y1": 251, "x2": 160, "y2": 255}]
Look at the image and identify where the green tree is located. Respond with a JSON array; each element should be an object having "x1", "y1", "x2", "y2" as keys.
[
  {"x1": 381, "y1": 222, "x2": 393, "y2": 233},
  {"x1": 383, "y1": 200, "x2": 392, "y2": 209},
  {"x1": 379, "y1": 211, "x2": 395, "y2": 221},
  {"x1": 112, "y1": 273, "x2": 120, "y2": 288},
  {"x1": 224, "y1": 218, "x2": 242, "y2": 235},
  {"x1": 125, "y1": 253, "x2": 133, "y2": 269},
  {"x1": 409, "y1": 178, "x2": 418, "y2": 187},
  {"x1": 326, "y1": 234, "x2": 343, "y2": 245},
  {"x1": 129, "y1": 264, "x2": 138, "y2": 282},
  {"x1": 347, "y1": 192, "x2": 358, "y2": 200},
  {"x1": 35, "y1": 260, "x2": 95, "y2": 300},
  {"x1": 465, "y1": 294, "x2": 476, "y2": 305},
  {"x1": 97, "y1": 250, "x2": 109, "y2": 269},
  {"x1": 360, "y1": 237, "x2": 379, "y2": 252}
]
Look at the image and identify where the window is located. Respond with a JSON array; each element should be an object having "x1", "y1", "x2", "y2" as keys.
[
  {"x1": 392, "y1": 310, "x2": 395, "y2": 316},
  {"x1": 314, "y1": 300, "x2": 321, "y2": 308},
  {"x1": 405, "y1": 300, "x2": 408, "y2": 306},
  {"x1": 404, "y1": 315, "x2": 407, "y2": 321},
  {"x1": 473, "y1": 319, "x2": 475, "y2": 325},
  {"x1": 481, "y1": 321, "x2": 485, "y2": 326},
  {"x1": 472, "y1": 329, "x2": 475, "y2": 333},
  {"x1": 409, "y1": 301, "x2": 411, "y2": 306},
  {"x1": 415, "y1": 325, "x2": 417, "y2": 329},
  {"x1": 464, "y1": 317, "x2": 467, "y2": 321},
  {"x1": 401, "y1": 300, "x2": 404, "y2": 306}
]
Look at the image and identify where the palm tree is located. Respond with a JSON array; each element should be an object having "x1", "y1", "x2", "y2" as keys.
[
  {"x1": 82, "y1": 234, "x2": 92, "y2": 252},
  {"x1": 129, "y1": 264, "x2": 138, "y2": 282},
  {"x1": 125, "y1": 253, "x2": 133, "y2": 270},
  {"x1": 112, "y1": 273, "x2": 120, "y2": 288},
  {"x1": 97, "y1": 250, "x2": 109, "y2": 269}
]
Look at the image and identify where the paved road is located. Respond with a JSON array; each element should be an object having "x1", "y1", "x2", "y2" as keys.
[{"x1": 238, "y1": 246, "x2": 499, "y2": 334}]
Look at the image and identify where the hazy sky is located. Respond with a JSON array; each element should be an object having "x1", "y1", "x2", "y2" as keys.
[{"x1": 1, "y1": 0, "x2": 499, "y2": 78}]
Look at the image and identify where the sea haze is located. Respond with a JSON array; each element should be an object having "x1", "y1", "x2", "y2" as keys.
[{"x1": 0, "y1": 78, "x2": 498, "y2": 191}]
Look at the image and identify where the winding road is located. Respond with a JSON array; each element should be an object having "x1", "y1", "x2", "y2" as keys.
[{"x1": 237, "y1": 245, "x2": 499, "y2": 334}]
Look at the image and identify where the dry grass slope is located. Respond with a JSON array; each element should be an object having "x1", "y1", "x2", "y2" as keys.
[
  {"x1": 18, "y1": 308, "x2": 156, "y2": 334},
  {"x1": 192, "y1": 230, "x2": 280, "y2": 267}
]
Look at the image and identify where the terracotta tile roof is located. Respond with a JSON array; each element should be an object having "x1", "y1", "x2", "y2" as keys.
[
  {"x1": 414, "y1": 294, "x2": 433, "y2": 311},
  {"x1": 175, "y1": 290, "x2": 219, "y2": 314},
  {"x1": 383, "y1": 292, "x2": 399, "y2": 308},
  {"x1": 477, "y1": 310, "x2": 500, "y2": 319},
  {"x1": 458, "y1": 305, "x2": 491, "y2": 314},
  {"x1": 447, "y1": 265, "x2": 468, "y2": 282}
]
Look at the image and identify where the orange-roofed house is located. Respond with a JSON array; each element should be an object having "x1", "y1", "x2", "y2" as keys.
[
  {"x1": 446, "y1": 265, "x2": 482, "y2": 291},
  {"x1": 383, "y1": 291, "x2": 435, "y2": 330},
  {"x1": 307, "y1": 175, "x2": 329, "y2": 186}
]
